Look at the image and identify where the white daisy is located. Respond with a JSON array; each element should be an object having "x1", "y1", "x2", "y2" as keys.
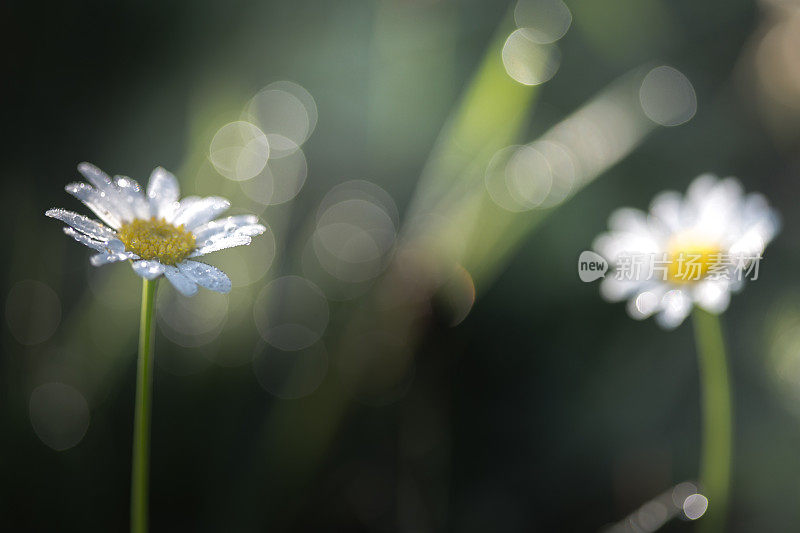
[
  {"x1": 47, "y1": 162, "x2": 266, "y2": 296},
  {"x1": 593, "y1": 174, "x2": 780, "y2": 328}
]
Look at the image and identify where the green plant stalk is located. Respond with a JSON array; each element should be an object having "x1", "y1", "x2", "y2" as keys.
[
  {"x1": 692, "y1": 308, "x2": 732, "y2": 533},
  {"x1": 131, "y1": 278, "x2": 157, "y2": 533}
]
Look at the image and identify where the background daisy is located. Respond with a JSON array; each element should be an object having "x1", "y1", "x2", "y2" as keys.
[{"x1": 593, "y1": 174, "x2": 780, "y2": 328}]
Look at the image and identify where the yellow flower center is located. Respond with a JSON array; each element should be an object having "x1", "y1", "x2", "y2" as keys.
[
  {"x1": 117, "y1": 217, "x2": 196, "y2": 265},
  {"x1": 665, "y1": 232, "x2": 722, "y2": 283}
]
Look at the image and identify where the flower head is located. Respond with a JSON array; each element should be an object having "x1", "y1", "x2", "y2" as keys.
[
  {"x1": 47, "y1": 163, "x2": 266, "y2": 296},
  {"x1": 593, "y1": 174, "x2": 780, "y2": 328}
]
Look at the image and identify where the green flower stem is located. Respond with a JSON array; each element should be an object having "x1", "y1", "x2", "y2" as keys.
[
  {"x1": 131, "y1": 278, "x2": 157, "y2": 533},
  {"x1": 692, "y1": 308, "x2": 732, "y2": 533}
]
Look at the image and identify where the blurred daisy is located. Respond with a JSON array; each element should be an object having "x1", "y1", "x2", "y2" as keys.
[
  {"x1": 593, "y1": 174, "x2": 779, "y2": 328},
  {"x1": 47, "y1": 162, "x2": 266, "y2": 296}
]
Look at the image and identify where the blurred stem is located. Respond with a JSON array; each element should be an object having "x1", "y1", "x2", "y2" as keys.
[
  {"x1": 692, "y1": 308, "x2": 731, "y2": 533},
  {"x1": 131, "y1": 278, "x2": 157, "y2": 533}
]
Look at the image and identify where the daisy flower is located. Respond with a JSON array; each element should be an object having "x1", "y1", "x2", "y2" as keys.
[
  {"x1": 46, "y1": 162, "x2": 266, "y2": 296},
  {"x1": 593, "y1": 174, "x2": 780, "y2": 328}
]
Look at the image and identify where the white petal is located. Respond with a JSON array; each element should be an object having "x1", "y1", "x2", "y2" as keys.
[
  {"x1": 608, "y1": 207, "x2": 651, "y2": 234},
  {"x1": 691, "y1": 177, "x2": 743, "y2": 238},
  {"x1": 46, "y1": 208, "x2": 116, "y2": 241},
  {"x1": 172, "y1": 197, "x2": 231, "y2": 229},
  {"x1": 114, "y1": 175, "x2": 150, "y2": 220},
  {"x1": 655, "y1": 289, "x2": 692, "y2": 329},
  {"x1": 685, "y1": 174, "x2": 718, "y2": 206},
  {"x1": 177, "y1": 260, "x2": 231, "y2": 293},
  {"x1": 192, "y1": 215, "x2": 266, "y2": 243},
  {"x1": 693, "y1": 280, "x2": 730, "y2": 314},
  {"x1": 77, "y1": 162, "x2": 114, "y2": 191},
  {"x1": 190, "y1": 234, "x2": 252, "y2": 257},
  {"x1": 65, "y1": 182, "x2": 123, "y2": 229},
  {"x1": 625, "y1": 285, "x2": 667, "y2": 320},
  {"x1": 106, "y1": 239, "x2": 127, "y2": 253},
  {"x1": 729, "y1": 193, "x2": 780, "y2": 256},
  {"x1": 78, "y1": 162, "x2": 135, "y2": 222},
  {"x1": 649, "y1": 191, "x2": 683, "y2": 234},
  {"x1": 131, "y1": 260, "x2": 166, "y2": 280},
  {"x1": 90, "y1": 251, "x2": 138, "y2": 266},
  {"x1": 63, "y1": 227, "x2": 107, "y2": 252},
  {"x1": 147, "y1": 167, "x2": 180, "y2": 219},
  {"x1": 164, "y1": 265, "x2": 199, "y2": 296},
  {"x1": 167, "y1": 196, "x2": 201, "y2": 224}
]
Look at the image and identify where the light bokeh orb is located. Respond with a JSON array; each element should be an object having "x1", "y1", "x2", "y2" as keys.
[
  {"x1": 311, "y1": 181, "x2": 398, "y2": 284},
  {"x1": 502, "y1": 29, "x2": 561, "y2": 86},
  {"x1": 239, "y1": 141, "x2": 308, "y2": 205},
  {"x1": 157, "y1": 284, "x2": 228, "y2": 347},
  {"x1": 209, "y1": 120, "x2": 270, "y2": 181},
  {"x1": 682, "y1": 493, "x2": 709, "y2": 520},
  {"x1": 244, "y1": 82, "x2": 317, "y2": 158},
  {"x1": 253, "y1": 275, "x2": 329, "y2": 351},
  {"x1": 486, "y1": 145, "x2": 554, "y2": 212},
  {"x1": 29, "y1": 383, "x2": 90, "y2": 451},
  {"x1": 639, "y1": 66, "x2": 697, "y2": 127},
  {"x1": 514, "y1": 0, "x2": 572, "y2": 44}
]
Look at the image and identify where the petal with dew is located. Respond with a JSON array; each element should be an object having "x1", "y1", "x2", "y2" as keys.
[
  {"x1": 131, "y1": 260, "x2": 166, "y2": 280},
  {"x1": 172, "y1": 197, "x2": 231, "y2": 230},
  {"x1": 46, "y1": 208, "x2": 116, "y2": 241},
  {"x1": 63, "y1": 227, "x2": 108, "y2": 253},
  {"x1": 147, "y1": 167, "x2": 180, "y2": 219},
  {"x1": 90, "y1": 251, "x2": 139, "y2": 267},
  {"x1": 192, "y1": 215, "x2": 266, "y2": 243},
  {"x1": 177, "y1": 260, "x2": 231, "y2": 294},
  {"x1": 164, "y1": 265, "x2": 199, "y2": 296},
  {"x1": 65, "y1": 182, "x2": 123, "y2": 229},
  {"x1": 114, "y1": 175, "x2": 150, "y2": 220},
  {"x1": 105, "y1": 238, "x2": 128, "y2": 254},
  {"x1": 190, "y1": 234, "x2": 252, "y2": 257},
  {"x1": 77, "y1": 162, "x2": 114, "y2": 191},
  {"x1": 168, "y1": 196, "x2": 201, "y2": 224},
  {"x1": 78, "y1": 162, "x2": 135, "y2": 222}
]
